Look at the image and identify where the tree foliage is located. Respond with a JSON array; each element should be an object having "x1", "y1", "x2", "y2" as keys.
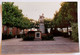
[
  {"x1": 2, "y1": 2, "x2": 33, "y2": 29},
  {"x1": 52, "y1": 2, "x2": 77, "y2": 28},
  {"x1": 71, "y1": 23, "x2": 78, "y2": 42},
  {"x1": 44, "y1": 18, "x2": 53, "y2": 28},
  {"x1": 52, "y1": 2, "x2": 78, "y2": 42}
]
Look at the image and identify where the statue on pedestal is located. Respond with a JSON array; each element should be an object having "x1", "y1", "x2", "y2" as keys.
[{"x1": 38, "y1": 14, "x2": 45, "y2": 33}]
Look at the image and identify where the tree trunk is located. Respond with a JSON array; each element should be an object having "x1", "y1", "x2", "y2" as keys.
[
  {"x1": 50, "y1": 27, "x2": 53, "y2": 34},
  {"x1": 67, "y1": 27, "x2": 68, "y2": 35},
  {"x1": 15, "y1": 27, "x2": 18, "y2": 38},
  {"x1": 23, "y1": 29, "x2": 24, "y2": 34},
  {"x1": 61, "y1": 28, "x2": 63, "y2": 32},
  {"x1": 45, "y1": 28, "x2": 48, "y2": 34}
]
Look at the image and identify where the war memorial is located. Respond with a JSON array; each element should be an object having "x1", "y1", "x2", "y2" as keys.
[{"x1": 2, "y1": 2, "x2": 79, "y2": 54}]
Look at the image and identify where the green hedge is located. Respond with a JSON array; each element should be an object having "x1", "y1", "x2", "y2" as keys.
[
  {"x1": 2, "y1": 34, "x2": 14, "y2": 40},
  {"x1": 17, "y1": 34, "x2": 22, "y2": 38},
  {"x1": 22, "y1": 34, "x2": 35, "y2": 41},
  {"x1": 42, "y1": 34, "x2": 54, "y2": 40},
  {"x1": 62, "y1": 32, "x2": 70, "y2": 38},
  {"x1": 71, "y1": 23, "x2": 78, "y2": 42}
]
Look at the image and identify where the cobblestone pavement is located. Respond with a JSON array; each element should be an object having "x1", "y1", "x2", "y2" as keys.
[{"x1": 1, "y1": 36, "x2": 79, "y2": 54}]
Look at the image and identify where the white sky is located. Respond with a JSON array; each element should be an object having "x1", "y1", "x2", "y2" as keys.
[{"x1": 14, "y1": 2, "x2": 61, "y2": 21}]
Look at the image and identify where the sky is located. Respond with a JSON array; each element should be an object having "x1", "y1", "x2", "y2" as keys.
[{"x1": 14, "y1": 2, "x2": 61, "y2": 21}]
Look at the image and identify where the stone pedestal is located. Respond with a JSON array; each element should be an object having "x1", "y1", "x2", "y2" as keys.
[
  {"x1": 34, "y1": 31, "x2": 41, "y2": 41},
  {"x1": 39, "y1": 23, "x2": 45, "y2": 33}
]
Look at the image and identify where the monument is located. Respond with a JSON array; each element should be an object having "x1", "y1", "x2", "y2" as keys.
[{"x1": 38, "y1": 14, "x2": 45, "y2": 33}]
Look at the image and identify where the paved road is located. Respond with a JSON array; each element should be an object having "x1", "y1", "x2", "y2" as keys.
[{"x1": 2, "y1": 36, "x2": 79, "y2": 54}]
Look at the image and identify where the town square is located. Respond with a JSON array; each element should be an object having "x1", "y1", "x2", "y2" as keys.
[{"x1": 2, "y1": 2, "x2": 79, "y2": 54}]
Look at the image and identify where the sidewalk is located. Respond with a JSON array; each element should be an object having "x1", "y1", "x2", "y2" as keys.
[{"x1": 2, "y1": 36, "x2": 79, "y2": 54}]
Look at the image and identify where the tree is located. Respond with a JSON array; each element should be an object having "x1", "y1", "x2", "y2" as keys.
[
  {"x1": 52, "y1": 2, "x2": 77, "y2": 29},
  {"x1": 2, "y1": 2, "x2": 32, "y2": 29},
  {"x1": 52, "y1": 2, "x2": 78, "y2": 41},
  {"x1": 2, "y1": 2, "x2": 23, "y2": 27},
  {"x1": 44, "y1": 18, "x2": 53, "y2": 33}
]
